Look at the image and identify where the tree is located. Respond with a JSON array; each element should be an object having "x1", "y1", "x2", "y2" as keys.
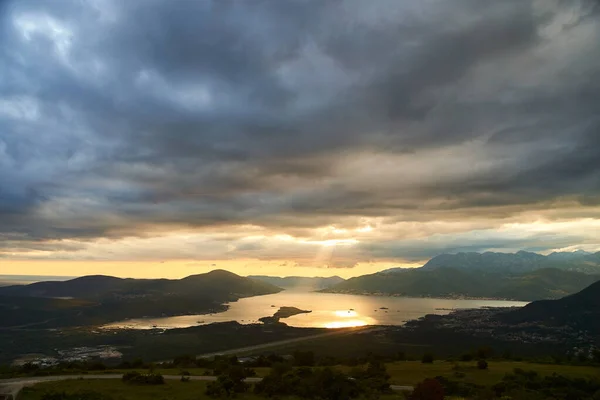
[
  {"x1": 205, "y1": 365, "x2": 250, "y2": 397},
  {"x1": 293, "y1": 350, "x2": 315, "y2": 366},
  {"x1": 421, "y1": 354, "x2": 434, "y2": 364},
  {"x1": 173, "y1": 354, "x2": 196, "y2": 368},
  {"x1": 475, "y1": 346, "x2": 494, "y2": 360},
  {"x1": 255, "y1": 364, "x2": 385, "y2": 400},
  {"x1": 593, "y1": 348, "x2": 600, "y2": 363},
  {"x1": 410, "y1": 378, "x2": 444, "y2": 400},
  {"x1": 272, "y1": 361, "x2": 292, "y2": 376},
  {"x1": 131, "y1": 358, "x2": 145, "y2": 368},
  {"x1": 350, "y1": 359, "x2": 391, "y2": 396}
]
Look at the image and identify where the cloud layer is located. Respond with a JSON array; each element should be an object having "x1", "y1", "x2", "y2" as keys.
[{"x1": 1, "y1": 0, "x2": 600, "y2": 272}]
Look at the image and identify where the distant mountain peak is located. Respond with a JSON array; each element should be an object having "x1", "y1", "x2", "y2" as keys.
[
  {"x1": 204, "y1": 269, "x2": 238, "y2": 277},
  {"x1": 422, "y1": 250, "x2": 600, "y2": 274}
]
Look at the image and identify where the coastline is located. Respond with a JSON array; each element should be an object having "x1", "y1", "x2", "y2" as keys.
[{"x1": 318, "y1": 290, "x2": 518, "y2": 302}]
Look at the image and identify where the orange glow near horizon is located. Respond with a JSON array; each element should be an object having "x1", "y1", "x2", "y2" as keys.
[{"x1": 0, "y1": 259, "x2": 421, "y2": 279}]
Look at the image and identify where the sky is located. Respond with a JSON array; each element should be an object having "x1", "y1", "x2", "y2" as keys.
[{"x1": 1, "y1": 0, "x2": 599, "y2": 279}]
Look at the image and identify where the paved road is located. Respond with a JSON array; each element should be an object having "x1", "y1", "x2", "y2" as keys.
[
  {"x1": 0, "y1": 319, "x2": 56, "y2": 331},
  {"x1": 0, "y1": 374, "x2": 412, "y2": 398},
  {"x1": 194, "y1": 325, "x2": 383, "y2": 360}
]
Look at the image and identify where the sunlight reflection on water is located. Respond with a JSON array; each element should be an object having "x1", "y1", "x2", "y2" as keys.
[
  {"x1": 103, "y1": 290, "x2": 527, "y2": 330},
  {"x1": 324, "y1": 319, "x2": 369, "y2": 328},
  {"x1": 334, "y1": 310, "x2": 358, "y2": 318}
]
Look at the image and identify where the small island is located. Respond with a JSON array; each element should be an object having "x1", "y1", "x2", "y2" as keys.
[{"x1": 259, "y1": 306, "x2": 312, "y2": 325}]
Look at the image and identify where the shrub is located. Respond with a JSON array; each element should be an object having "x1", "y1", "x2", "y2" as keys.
[
  {"x1": 205, "y1": 365, "x2": 251, "y2": 397},
  {"x1": 122, "y1": 371, "x2": 164, "y2": 385},
  {"x1": 255, "y1": 367, "x2": 361, "y2": 400},
  {"x1": 421, "y1": 354, "x2": 434, "y2": 364},
  {"x1": 254, "y1": 362, "x2": 389, "y2": 399},
  {"x1": 173, "y1": 355, "x2": 196, "y2": 368},
  {"x1": 477, "y1": 359, "x2": 489, "y2": 370},
  {"x1": 434, "y1": 376, "x2": 480, "y2": 398},
  {"x1": 475, "y1": 346, "x2": 494, "y2": 360},
  {"x1": 87, "y1": 362, "x2": 107, "y2": 371},
  {"x1": 41, "y1": 390, "x2": 112, "y2": 400},
  {"x1": 410, "y1": 378, "x2": 444, "y2": 400},
  {"x1": 121, "y1": 371, "x2": 140, "y2": 382},
  {"x1": 293, "y1": 350, "x2": 315, "y2": 366}
]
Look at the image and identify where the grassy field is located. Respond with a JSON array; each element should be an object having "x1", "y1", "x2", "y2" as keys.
[
  {"x1": 18, "y1": 379, "x2": 257, "y2": 400},
  {"x1": 14, "y1": 360, "x2": 598, "y2": 386},
  {"x1": 17, "y1": 379, "x2": 405, "y2": 400},
  {"x1": 376, "y1": 360, "x2": 600, "y2": 386},
  {"x1": 104, "y1": 367, "x2": 273, "y2": 378},
  {"x1": 105, "y1": 361, "x2": 600, "y2": 385},
  {"x1": 11, "y1": 361, "x2": 600, "y2": 399}
]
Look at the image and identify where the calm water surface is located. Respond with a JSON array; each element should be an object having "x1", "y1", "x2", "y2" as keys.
[
  {"x1": 0, "y1": 275, "x2": 75, "y2": 287},
  {"x1": 104, "y1": 290, "x2": 527, "y2": 329}
]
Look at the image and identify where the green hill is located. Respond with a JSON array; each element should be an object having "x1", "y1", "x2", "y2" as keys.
[
  {"x1": 0, "y1": 269, "x2": 279, "y2": 301},
  {"x1": 503, "y1": 279, "x2": 600, "y2": 333},
  {"x1": 321, "y1": 268, "x2": 600, "y2": 301},
  {"x1": 0, "y1": 270, "x2": 282, "y2": 328}
]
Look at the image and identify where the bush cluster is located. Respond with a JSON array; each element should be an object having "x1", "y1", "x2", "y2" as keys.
[
  {"x1": 253, "y1": 360, "x2": 390, "y2": 400},
  {"x1": 40, "y1": 390, "x2": 113, "y2": 400},
  {"x1": 121, "y1": 371, "x2": 165, "y2": 385},
  {"x1": 205, "y1": 365, "x2": 252, "y2": 397}
]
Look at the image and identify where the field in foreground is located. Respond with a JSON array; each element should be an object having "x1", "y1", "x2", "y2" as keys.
[
  {"x1": 18, "y1": 380, "x2": 241, "y2": 400},
  {"x1": 17, "y1": 379, "x2": 404, "y2": 400},
  {"x1": 378, "y1": 360, "x2": 599, "y2": 386},
  {"x1": 102, "y1": 361, "x2": 600, "y2": 386},
  {"x1": 9, "y1": 360, "x2": 599, "y2": 399}
]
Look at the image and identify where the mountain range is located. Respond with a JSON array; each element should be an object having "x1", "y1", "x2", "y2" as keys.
[
  {"x1": 248, "y1": 275, "x2": 345, "y2": 290},
  {"x1": 322, "y1": 251, "x2": 600, "y2": 301},
  {"x1": 420, "y1": 250, "x2": 600, "y2": 274},
  {"x1": 0, "y1": 269, "x2": 279, "y2": 301},
  {"x1": 0, "y1": 270, "x2": 281, "y2": 329},
  {"x1": 321, "y1": 267, "x2": 600, "y2": 301}
]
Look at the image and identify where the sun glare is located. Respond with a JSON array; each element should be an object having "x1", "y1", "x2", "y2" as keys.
[
  {"x1": 324, "y1": 319, "x2": 368, "y2": 329},
  {"x1": 324, "y1": 310, "x2": 369, "y2": 328},
  {"x1": 334, "y1": 310, "x2": 359, "y2": 318},
  {"x1": 320, "y1": 239, "x2": 359, "y2": 247}
]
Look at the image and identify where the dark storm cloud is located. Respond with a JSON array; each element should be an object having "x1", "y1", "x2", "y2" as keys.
[{"x1": 1, "y1": 0, "x2": 599, "y2": 259}]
